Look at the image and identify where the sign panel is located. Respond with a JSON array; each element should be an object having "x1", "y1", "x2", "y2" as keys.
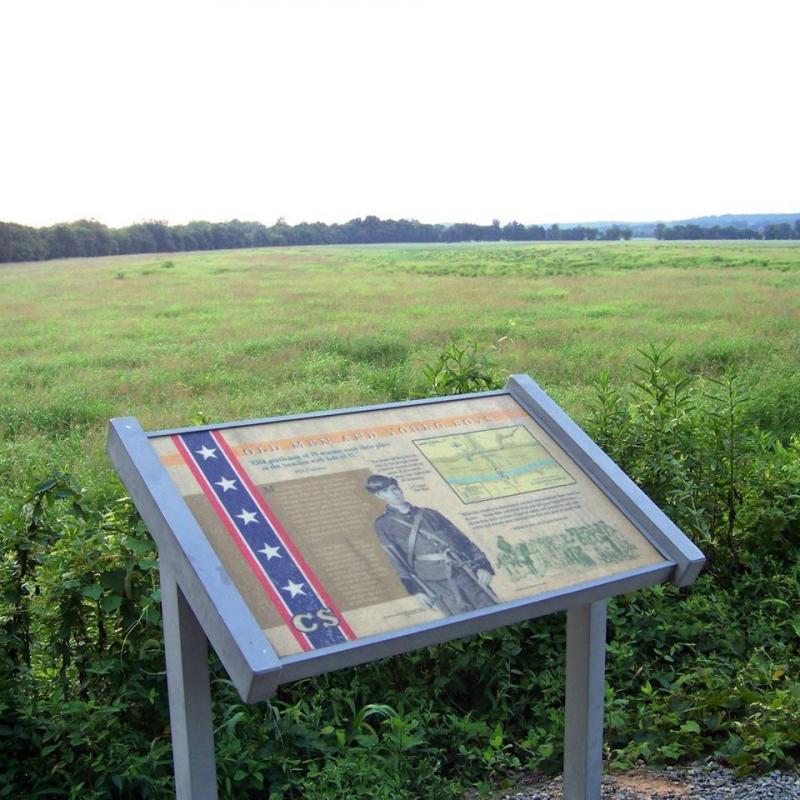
[
  {"x1": 108, "y1": 376, "x2": 705, "y2": 797},
  {"x1": 151, "y1": 393, "x2": 663, "y2": 658}
]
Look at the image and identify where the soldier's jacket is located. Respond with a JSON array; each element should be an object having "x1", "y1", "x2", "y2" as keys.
[{"x1": 374, "y1": 504, "x2": 493, "y2": 595}]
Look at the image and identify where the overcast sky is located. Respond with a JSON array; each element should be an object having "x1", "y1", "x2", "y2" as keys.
[{"x1": 2, "y1": 0, "x2": 798, "y2": 228}]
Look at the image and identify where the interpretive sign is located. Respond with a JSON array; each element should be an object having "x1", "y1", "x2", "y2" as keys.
[
  {"x1": 107, "y1": 374, "x2": 705, "y2": 800},
  {"x1": 151, "y1": 392, "x2": 663, "y2": 657}
]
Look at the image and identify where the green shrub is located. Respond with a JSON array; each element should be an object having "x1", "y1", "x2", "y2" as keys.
[
  {"x1": 1, "y1": 346, "x2": 798, "y2": 795},
  {"x1": 422, "y1": 339, "x2": 504, "y2": 396},
  {"x1": 586, "y1": 345, "x2": 800, "y2": 572}
]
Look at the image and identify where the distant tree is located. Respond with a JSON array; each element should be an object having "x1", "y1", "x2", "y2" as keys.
[
  {"x1": 484, "y1": 220, "x2": 501, "y2": 241},
  {"x1": 124, "y1": 223, "x2": 158, "y2": 253},
  {"x1": 561, "y1": 225, "x2": 589, "y2": 241},
  {"x1": 269, "y1": 217, "x2": 293, "y2": 246},
  {"x1": 181, "y1": 220, "x2": 215, "y2": 250},
  {"x1": 501, "y1": 221, "x2": 527, "y2": 241},
  {"x1": 0, "y1": 222, "x2": 47, "y2": 262},
  {"x1": 443, "y1": 223, "x2": 480, "y2": 242},
  {"x1": 20, "y1": 213, "x2": 791, "y2": 263},
  {"x1": 69, "y1": 219, "x2": 115, "y2": 256},
  {"x1": 763, "y1": 222, "x2": 793, "y2": 240},
  {"x1": 45, "y1": 224, "x2": 79, "y2": 258},
  {"x1": 716, "y1": 225, "x2": 761, "y2": 240},
  {"x1": 655, "y1": 223, "x2": 762, "y2": 241},
  {"x1": 526, "y1": 224, "x2": 547, "y2": 241}
]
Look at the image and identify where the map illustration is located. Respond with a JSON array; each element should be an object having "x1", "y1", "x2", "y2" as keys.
[{"x1": 414, "y1": 426, "x2": 574, "y2": 504}]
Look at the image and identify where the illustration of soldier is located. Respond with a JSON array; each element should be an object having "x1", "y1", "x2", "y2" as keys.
[{"x1": 365, "y1": 474, "x2": 498, "y2": 616}]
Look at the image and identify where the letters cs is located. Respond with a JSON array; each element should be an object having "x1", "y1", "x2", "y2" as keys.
[{"x1": 292, "y1": 607, "x2": 339, "y2": 633}]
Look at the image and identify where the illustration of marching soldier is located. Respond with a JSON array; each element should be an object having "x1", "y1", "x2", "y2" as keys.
[{"x1": 365, "y1": 474, "x2": 497, "y2": 616}]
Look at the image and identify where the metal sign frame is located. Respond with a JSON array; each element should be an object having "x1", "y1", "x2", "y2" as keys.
[{"x1": 107, "y1": 374, "x2": 704, "y2": 800}]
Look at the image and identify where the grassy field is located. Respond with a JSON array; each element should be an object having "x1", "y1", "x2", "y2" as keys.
[
  {"x1": 1, "y1": 240, "x2": 799, "y2": 485},
  {"x1": 1, "y1": 240, "x2": 800, "y2": 797}
]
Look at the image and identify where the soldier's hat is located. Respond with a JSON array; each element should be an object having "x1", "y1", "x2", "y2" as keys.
[{"x1": 365, "y1": 474, "x2": 398, "y2": 493}]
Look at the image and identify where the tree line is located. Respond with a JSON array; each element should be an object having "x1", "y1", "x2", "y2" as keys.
[
  {"x1": 654, "y1": 220, "x2": 800, "y2": 240},
  {"x1": 3, "y1": 215, "x2": 799, "y2": 264},
  {"x1": 0, "y1": 217, "x2": 633, "y2": 264}
]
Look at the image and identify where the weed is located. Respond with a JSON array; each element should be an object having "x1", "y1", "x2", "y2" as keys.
[
  {"x1": 586, "y1": 345, "x2": 800, "y2": 574},
  {"x1": 422, "y1": 339, "x2": 504, "y2": 395}
]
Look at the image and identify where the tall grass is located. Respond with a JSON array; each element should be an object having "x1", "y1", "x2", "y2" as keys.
[{"x1": 1, "y1": 241, "x2": 799, "y2": 796}]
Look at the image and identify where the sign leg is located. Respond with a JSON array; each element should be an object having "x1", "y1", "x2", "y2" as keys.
[
  {"x1": 160, "y1": 564, "x2": 219, "y2": 800},
  {"x1": 563, "y1": 600, "x2": 607, "y2": 800}
]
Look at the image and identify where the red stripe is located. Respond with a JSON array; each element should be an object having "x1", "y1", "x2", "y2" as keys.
[
  {"x1": 211, "y1": 430, "x2": 357, "y2": 641},
  {"x1": 172, "y1": 435, "x2": 312, "y2": 652}
]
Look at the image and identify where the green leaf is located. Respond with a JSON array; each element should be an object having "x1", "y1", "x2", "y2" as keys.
[
  {"x1": 680, "y1": 720, "x2": 701, "y2": 734},
  {"x1": 490, "y1": 722, "x2": 503, "y2": 748},
  {"x1": 101, "y1": 595, "x2": 123, "y2": 614},
  {"x1": 81, "y1": 585, "x2": 103, "y2": 601},
  {"x1": 224, "y1": 711, "x2": 246, "y2": 737}
]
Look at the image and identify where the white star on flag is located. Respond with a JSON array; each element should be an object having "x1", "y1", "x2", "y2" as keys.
[
  {"x1": 235, "y1": 509, "x2": 258, "y2": 525},
  {"x1": 258, "y1": 543, "x2": 281, "y2": 560},
  {"x1": 195, "y1": 445, "x2": 217, "y2": 461},
  {"x1": 215, "y1": 476, "x2": 237, "y2": 492},
  {"x1": 282, "y1": 580, "x2": 305, "y2": 598}
]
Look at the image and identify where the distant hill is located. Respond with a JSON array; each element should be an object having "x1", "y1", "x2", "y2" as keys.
[
  {"x1": 559, "y1": 213, "x2": 800, "y2": 238},
  {"x1": 664, "y1": 213, "x2": 800, "y2": 231}
]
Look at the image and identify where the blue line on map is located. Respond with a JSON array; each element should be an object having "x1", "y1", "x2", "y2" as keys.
[{"x1": 447, "y1": 458, "x2": 559, "y2": 485}]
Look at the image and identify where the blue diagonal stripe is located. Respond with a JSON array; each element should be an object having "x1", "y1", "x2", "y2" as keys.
[{"x1": 179, "y1": 430, "x2": 348, "y2": 648}]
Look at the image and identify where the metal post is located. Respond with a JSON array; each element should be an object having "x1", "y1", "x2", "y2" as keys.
[
  {"x1": 563, "y1": 600, "x2": 607, "y2": 800},
  {"x1": 160, "y1": 563, "x2": 219, "y2": 800}
]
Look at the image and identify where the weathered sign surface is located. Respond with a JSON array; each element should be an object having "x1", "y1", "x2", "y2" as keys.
[
  {"x1": 108, "y1": 374, "x2": 705, "y2": 800},
  {"x1": 151, "y1": 393, "x2": 663, "y2": 658}
]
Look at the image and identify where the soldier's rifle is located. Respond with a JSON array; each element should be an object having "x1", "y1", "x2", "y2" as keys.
[
  {"x1": 406, "y1": 511, "x2": 498, "y2": 607},
  {"x1": 381, "y1": 539, "x2": 441, "y2": 610}
]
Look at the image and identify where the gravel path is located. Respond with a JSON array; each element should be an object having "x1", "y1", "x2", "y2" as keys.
[{"x1": 471, "y1": 764, "x2": 800, "y2": 799}]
